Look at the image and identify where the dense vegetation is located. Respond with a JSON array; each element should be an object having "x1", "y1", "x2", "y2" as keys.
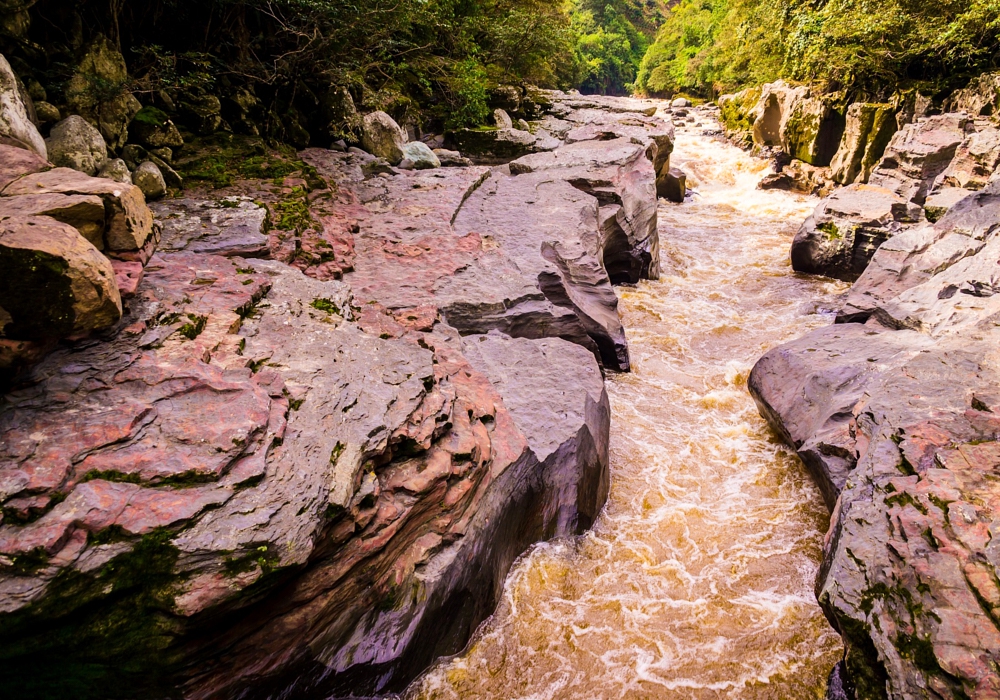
[{"x1": 636, "y1": 0, "x2": 1000, "y2": 99}]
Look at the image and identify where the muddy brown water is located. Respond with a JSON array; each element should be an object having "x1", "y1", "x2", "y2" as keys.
[{"x1": 406, "y1": 116, "x2": 848, "y2": 699}]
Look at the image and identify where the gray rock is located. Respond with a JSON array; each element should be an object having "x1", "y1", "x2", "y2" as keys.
[
  {"x1": 178, "y1": 91, "x2": 223, "y2": 135},
  {"x1": 0, "y1": 53, "x2": 46, "y2": 158},
  {"x1": 868, "y1": 113, "x2": 968, "y2": 203},
  {"x1": 944, "y1": 71, "x2": 1000, "y2": 117},
  {"x1": 493, "y1": 108, "x2": 513, "y2": 129},
  {"x1": 97, "y1": 158, "x2": 131, "y2": 184},
  {"x1": 360, "y1": 111, "x2": 406, "y2": 164},
  {"x1": 433, "y1": 148, "x2": 472, "y2": 167},
  {"x1": 128, "y1": 106, "x2": 184, "y2": 149},
  {"x1": 938, "y1": 120, "x2": 1000, "y2": 190},
  {"x1": 400, "y1": 141, "x2": 440, "y2": 169},
  {"x1": 671, "y1": 97, "x2": 691, "y2": 108},
  {"x1": 132, "y1": 161, "x2": 166, "y2": 200},
  {"x1": 791, "y1": 183, "x2": 923, "y2": 281},
  {"x1": 120, "y1": 143, "x2": 147, "y2": 171},
  {"x1": 151, "y1": 196, "x2": 268, "y2": 256},
  {"x1": 45, "y1": 115, "x2": 108, "y2": 175}
]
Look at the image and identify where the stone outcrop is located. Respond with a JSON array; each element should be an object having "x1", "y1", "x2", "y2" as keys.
[
  {"x1": 0, "y1": 53, "x2": 45, "y2": 158},
  {"x1": 64, "y1": 36, "x2": 141, "y2": 150},
  {"x1": 719, "y1": 81, "x2": 845, "y2": 166},
  {"x1": 829, "y1": 103, "x2": 898, "y2": 185},
  {"x1": 944, "y1": 72, "x2": 1000, "y2": 117},
  {"x1": 754, "y1": 168, "x2": 1000, "y2": 697},
  {"x1": 790, "y1": 184, "x2": 922, "y2": 280},
  {"x1": 868, "y1": 114, "x2": 968, "y2": 204},
  {"x1": 0, "y1": 91, "x2": 662, "y2": 699}
]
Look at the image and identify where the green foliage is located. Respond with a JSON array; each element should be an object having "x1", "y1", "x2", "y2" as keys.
[
  {"x1": 636, "y1": 0, "x2": 1000, "y2": 98},
  {"x1": 568, "y1": 0, "x2": 667, "y2": 94},
  {"x1": 443, "y1": 59, "x2": 491, "y2": 130}
]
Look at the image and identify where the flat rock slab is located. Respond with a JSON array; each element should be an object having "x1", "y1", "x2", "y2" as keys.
[{"x1": 151, "y1": 196, "x2": 269, "y2": 257}]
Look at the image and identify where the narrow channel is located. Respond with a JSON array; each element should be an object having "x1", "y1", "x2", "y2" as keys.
[{"x1": 408, "y1": 115, "x2": 849, "y2": 699}]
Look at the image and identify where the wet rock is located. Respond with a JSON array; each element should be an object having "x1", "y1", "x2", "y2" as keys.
[
  {"x1": 360, "y1": 111, "x2": 406, "y2": 164},
  {"x1": 44, "y1": 115, "x2": 108, "y2": 175},
  {"x1": 0, "y1": 215, "x2": 121, "y2": 339},
  {"x1": 0, "y1": 53, "x2": 45, "y2": 158},
  {"x1": 657, "y1": 166, "x2": 686, "y2": 202},
  {"x1": 97, "y1": 158, "x2": 132, "y2": 184},
  {"x1": 151, "y1": 196, "x2": 268, "y2": 257},
  {"x1": 132, "y1": 161, "x2": 166, "y2": 200},
  {"x1": 400, "y1": 141, "x2": 440, "y2": 169},
  {"x1": 128, "y1": 106, "x2": 184, "y2": 149},
  {"x1": 829, "y1": 102, "x2": 897, "y2": 185},
  {"x1": 0, "y1": 192, "x2": 105, "y2": 248},
  {"x1": 791, "y1": 184, "x2": 922, "y2": 281},
  {"x1": 757, "y1": 175, "x2": 1000, "y2": 698},
  {"x1": 64, "y1": 36, "x2": 141, "y2": 149},
  {"x1": 4, "y1": 167, "x2": 155, "y2": 254},
  {"x1": 868, "y1": 113, "x2": 967, "y2": 204}
]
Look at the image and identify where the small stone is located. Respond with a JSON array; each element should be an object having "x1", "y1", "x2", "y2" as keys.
[
  {"x1": 132, "y1": 161, "x2": 167, "y2": 200},
  {"x1": 128, "y1": 105, "x2": 184, "y2": 149},
  {"x1": 97, "y1": 158, "x2": 132, "y2": 184},
  {"x1": 120, "y1": 143, "x2": 147, "y2": 171},
  {"x1": 34, "y1": 101, "x2": 60, "y2": 127}
]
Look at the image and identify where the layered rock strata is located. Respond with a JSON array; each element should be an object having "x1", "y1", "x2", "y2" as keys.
[{"x1": 0, "y1": 93, "x2": 665, "y2": 699}]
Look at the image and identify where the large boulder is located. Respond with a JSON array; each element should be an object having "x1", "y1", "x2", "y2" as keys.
[
  {"x1": 64, "y1": 36, "x2": 141, "y2": 150},
  {"x1": 0, "y1": 143, "x2": 48, "y2": 190},
  {"x1": 360, "y1": 111, "x2": 406, "y2": 164},
  {"x1": 829, "y1": 102, "x2": 897, "y2": 185},
  {"x1": 44, "y1": 115, "x2": 108, "y2": 175},
  {"x1": 0, "y1": 215, "x2": 121, "y2": 339},
  {"x1": 0, "y1": 53, "x2": 45, "y2": 158},
  {"x1": 127, "y1": 106, "x2": 184, "y2": 149},
  {"x1": 718, "y1": 86, "x2": 762, "y2": 148},
  {"x1": 750, "y1": 81, "x2": 845, "y2": 166},
  {"x1": 790, "y1": 184, "x2": 922, "y2": 280},
  {"x1": 3, "y1": 168, "x2": 155, "y2": 254},
  {"x1": 868, "y1": 113, "x2": 968, "y2": 204}
]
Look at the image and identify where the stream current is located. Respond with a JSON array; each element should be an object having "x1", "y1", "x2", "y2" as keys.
[{"x1": 408, "y1": 115, "x2": 848, "y2": 699}]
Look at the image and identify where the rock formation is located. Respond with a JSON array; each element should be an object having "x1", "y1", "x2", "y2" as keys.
[
  {"x1": 0, "y1": 91, "x2": 667, "y2": 699},
  {"x1": 752, "y1": 73, "x2": 1000, "y2": 699}
]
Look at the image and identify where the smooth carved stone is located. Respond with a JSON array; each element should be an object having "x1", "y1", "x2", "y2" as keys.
[
  {"x1": 0, "y1": 215, "x2": 121, "y2": 340},
  {"x1": 3, "y1": 167, "x2": 154, "y2": 253},
  {"x1": 0, "y1": 192, "x2": 105, "y2": 249},
  {"x1": 151, "y1": 196, "x2": 268, "y2": 257},
  {"x1": 791, "y1": 184, "x2": 923, "y2": 281}
]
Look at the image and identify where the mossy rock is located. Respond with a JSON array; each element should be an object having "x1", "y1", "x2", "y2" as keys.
[{"x1": 718, "y1": 86, "x2": 761, "y2": 148}]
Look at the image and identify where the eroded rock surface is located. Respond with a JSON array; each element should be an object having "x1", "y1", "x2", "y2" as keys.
[
  {"x1": 754, "y1": 176, "x2": 1000, "y2": 698},
  {"x1": 0, "y1": 91, "x2": 662, "y2": 699}
]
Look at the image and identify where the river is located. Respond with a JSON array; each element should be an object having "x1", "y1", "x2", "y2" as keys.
[{"x1": 406, "y1": 113, "x2": 848, "y2": 700}]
